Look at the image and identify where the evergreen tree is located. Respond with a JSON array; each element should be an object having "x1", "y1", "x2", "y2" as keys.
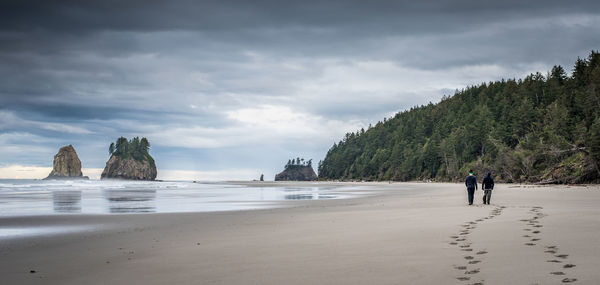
[
  {"x1": 140, "y1": 137, "x2": 150, "y2": 154},
  {"x1": 318, "y1": 51, "x2": 600, "y2": 183},
  {"x1": 108, "y1": 137, "x2": 154, "y2": 165}
]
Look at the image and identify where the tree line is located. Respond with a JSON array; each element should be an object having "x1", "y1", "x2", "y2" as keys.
[
  {"x1": 285, "y1": 157, "x2": 313, "y2": 170},
  {"x1": 319, "y1": 51, "x2": 600, "y2": 183},
  {"x1": 108, "y1": 136, "x2": 155, "y2": 165}
]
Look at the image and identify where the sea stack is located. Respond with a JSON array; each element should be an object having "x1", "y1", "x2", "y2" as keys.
[
  {"x1": 44, "y1": 145, "x2": 88, "y2": 179},
  {"x1": 101, "y1": 137, "x2": 157, "y2": 180},
  {"x1": 275, "y1": 158, "x2": 317, "y2": 181}
]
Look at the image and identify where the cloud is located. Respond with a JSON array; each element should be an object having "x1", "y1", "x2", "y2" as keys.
[
  {"x1": 0, "y1": 165, "x2": 259, "y2": 181},
  {"x1": 0, "y1": 111, "x2": 92, "y2": 134},
  {"x1": 0, "y1": 165, "x2": 53, "y2": 179},
  {"x1": 144, "y1": 105, "x2": 362, "y2": 149},
  {"x1": 0, "y1": 0, "x2": 599, "y2": 179},
  {"x1": 157, "y1": 168, "x2": 260, "y2": 181}
]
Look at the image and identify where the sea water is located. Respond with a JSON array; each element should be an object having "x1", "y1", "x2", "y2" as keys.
[{"x1": 0, "y1": 179, "x2": 367, "y2": 216}]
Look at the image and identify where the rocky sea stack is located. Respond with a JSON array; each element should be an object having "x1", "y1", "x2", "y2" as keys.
[
  {"x1": 275, "y1": 158, "x2": 317, "y2": 181},
  {"x1": 101, "y1": 137, "x2": 157, "y2": 180},
  {"x1": 45, "y1": 145, "x2": 88, "y2": 180}
]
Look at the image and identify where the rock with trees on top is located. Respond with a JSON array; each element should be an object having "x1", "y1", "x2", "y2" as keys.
[
  {"x1": 275, "y1": 157, "x2": 317, "y2": 181},
  {"x1": 101, "y1": 137, "x2": 157, "y2": 180}
]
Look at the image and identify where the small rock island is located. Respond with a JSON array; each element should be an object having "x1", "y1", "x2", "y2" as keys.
[
  {"x1": 275, "y1": 157, "x2": 317, "y2": 181},
  {"x1": 101, "y1": 137, "x2": 157, "y2": 180},
  {"x1": 44, "y1": 145, "x2": 89, "y2": 179}
]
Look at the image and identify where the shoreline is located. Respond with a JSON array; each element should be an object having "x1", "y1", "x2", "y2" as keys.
[{"x1": 1, "y1": 182, "x2": 600, "y2": 284}]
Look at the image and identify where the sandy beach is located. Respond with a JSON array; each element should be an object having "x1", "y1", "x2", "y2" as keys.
[{"x1": 1, "y1": 182, "x2": 600, "y2": 284}]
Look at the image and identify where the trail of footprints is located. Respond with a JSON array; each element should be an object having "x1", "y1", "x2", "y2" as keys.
[
  {"x1": 449, "y1": 205, "x2": 578, "y2": 284},
  {"x1": 449, "y1": 206, "x2": 505, "y2": 284},
  {"x1": 520, "y1": 206, "x2": 577, "y2": 283}
]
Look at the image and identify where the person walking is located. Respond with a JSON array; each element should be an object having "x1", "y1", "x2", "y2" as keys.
[
  {"x1": 482, "y1": 172, "x2": 494, "y2": 205},
  {"x1": 465, "y1": 170, "x2": 477, "y2": 205}
]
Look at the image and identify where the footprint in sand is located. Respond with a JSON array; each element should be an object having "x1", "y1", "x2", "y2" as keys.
[
  {"x1": 450, "y1": 242, "x2": 458, "y2": 245},
  {"x1": 525, "y1": 243, "x2": 536, "y2": 246},
  {"x1": 451, "y1": 208, "x2": 505, "y2": 282},
  {"x1": 526, "y1": 210, "x2": 579, "y2": 284}
]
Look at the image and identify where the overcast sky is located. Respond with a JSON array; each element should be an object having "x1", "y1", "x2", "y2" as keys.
[{"x1": 1, "y1": 0, "x2": 599, "y2": 180}]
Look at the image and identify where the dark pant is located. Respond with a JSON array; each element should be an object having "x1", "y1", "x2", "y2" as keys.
[
  {"x1": 483, "y1": 190, "x2": 492, "y2": 204},
  {"x1": 467, "y1": 187, "x2": 475, "y2": 205}
]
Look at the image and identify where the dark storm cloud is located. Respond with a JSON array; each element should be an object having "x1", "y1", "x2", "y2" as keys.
[
  {"x1": 2, "y1": 0, "x2": 598, "y2": 33},
  {"x1": 1, "y1": 0, "x2": 599, "y2": 178}
]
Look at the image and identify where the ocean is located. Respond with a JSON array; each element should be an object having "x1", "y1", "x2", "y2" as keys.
[{"x1": 0, "y1": 179, "x2": 368, "y2": 216}]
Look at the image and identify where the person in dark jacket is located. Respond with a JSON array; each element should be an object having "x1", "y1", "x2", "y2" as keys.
[
  {"x1": 482, "y1": 172, "x2": 494, "y2": 204},
  {"x1": 465, "y1": 170, "x2": 477, "y2": 205}
]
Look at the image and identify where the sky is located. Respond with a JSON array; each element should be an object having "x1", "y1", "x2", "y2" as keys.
[{"x1": 1, "y1": 0, "x2": 599, "y2": 180}]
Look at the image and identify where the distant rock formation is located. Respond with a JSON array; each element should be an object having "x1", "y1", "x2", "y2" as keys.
[
  {"x1": 45, "y1": 145, "x2": 88, "y2": 179},
  {"x1": 101, "y1": 136, "x2": 157, "y2": 180},
  {"x1": 275, "y1": 163, "x2": 317, "y2": 181},
  {"x1": 101, "y1": 155, "x2": 157, "y2": 180}
]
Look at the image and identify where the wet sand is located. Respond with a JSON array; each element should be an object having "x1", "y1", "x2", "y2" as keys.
[{"x1": 1, "y1": 182, "x2": 600, "y2": 284}]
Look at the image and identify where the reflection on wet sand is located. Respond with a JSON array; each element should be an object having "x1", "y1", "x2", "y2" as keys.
[
  {"x1": 103, "y1": 189, "x2": 156, "y2": 213},
  {"x1": 283, "y1": 187, "x2": 335, "y2": 192},
  {"x1": 284, "y1": 194, "x2": 335, "y2": 200},
  {"x1": 53, "y1": 191, "x2": 82, "y2": 213},
  {"x1": 283, "y1": 187, "x2": 336, "y2": 200},
  {"x1": 0, "y1": 180, "x2": 364, "y2": 216}
]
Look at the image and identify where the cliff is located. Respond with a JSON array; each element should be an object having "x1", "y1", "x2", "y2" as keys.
[
  {"x1": 275, "y1": 165, "x2": 317, "y2": 181},
  {"x1": 101, "y1": 155, "x2": 157, "y2": 180},
  {"x1": 45, "y1": 145, "x2": 88, "y2": 179}
]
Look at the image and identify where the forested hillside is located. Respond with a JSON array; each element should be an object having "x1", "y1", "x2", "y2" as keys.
[{"x1": 318, "y1": 51, "x2": 600, "y2": 183}]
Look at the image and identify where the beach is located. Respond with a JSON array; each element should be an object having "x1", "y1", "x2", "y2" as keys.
[{"x1": 1, "y1": 182, "x2": 600, "y2": 284}]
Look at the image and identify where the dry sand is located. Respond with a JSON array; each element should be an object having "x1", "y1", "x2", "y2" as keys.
[{"x1": 1, "y1": 182, "x2": 600, "y2": 284}]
